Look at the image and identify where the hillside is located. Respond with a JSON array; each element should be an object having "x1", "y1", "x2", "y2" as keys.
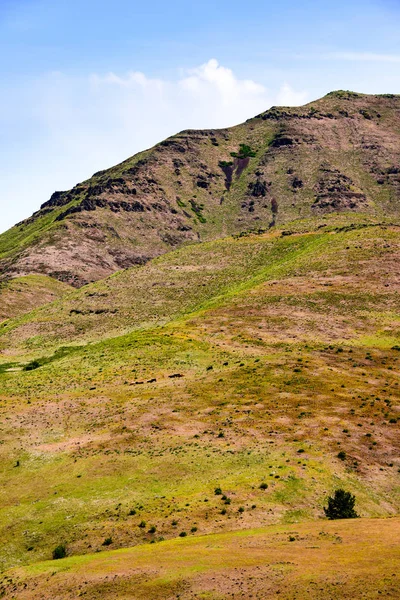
[
  {"x1": 4, "y1": 518, "x2": 400, "y2": 599},
  {"x1": 0, "y1": 92, "x2": 399, "y2": 598},
  {"x1": 0, "y1": 275, "x2": 72, "y2": 322},
  {"x1": 0, "y1": 218, "x2": 399, "y2": 582},
  {"x1": 1, "y1": 91, "x2": 400, "y2": 289}
]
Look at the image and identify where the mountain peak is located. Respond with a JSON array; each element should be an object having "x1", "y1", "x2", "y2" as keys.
[{"x1": 1, "y1": 91, "x2": 399, "y2": 287}]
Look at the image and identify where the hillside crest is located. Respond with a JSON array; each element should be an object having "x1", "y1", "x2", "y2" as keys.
[{"x1": 1, "y1": 91, "x2": 399, "y2": 287}]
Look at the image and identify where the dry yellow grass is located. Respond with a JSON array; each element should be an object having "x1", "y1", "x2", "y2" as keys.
[{"x1": 3, "y1": 516, "x2": 399, "y2": 599}]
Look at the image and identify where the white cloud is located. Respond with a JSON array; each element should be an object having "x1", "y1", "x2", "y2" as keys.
[
  {"x1": 179, "y1": 59, "x2": 266, "y2": 105},
  {"x1": 90, "y1": 70, "x2": 165, "y2": 90},
  {"x1": 89, "y1": 58, "x2": 305, "y2": 131},
  {"x1": 0, "y1": 59, "x2": 308, "y2": 233},
  {"x1": 83, "y1": 59, "x2": 309, "y2": 147},
  {"x1": 275, "y1": 83, "x2": 309, "y2": 106}
]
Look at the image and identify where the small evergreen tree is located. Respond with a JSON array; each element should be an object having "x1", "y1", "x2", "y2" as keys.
[
  {"x1": 52, "y1": 544, "x2": 67, "y2": 559},
  {"x1": 324, "y1": 489, "x2": 358, "y2": 520}
]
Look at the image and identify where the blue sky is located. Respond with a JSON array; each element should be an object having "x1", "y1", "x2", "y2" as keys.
[{"x1": 1, "y1": 0, "x2": 399, "y2": 232}]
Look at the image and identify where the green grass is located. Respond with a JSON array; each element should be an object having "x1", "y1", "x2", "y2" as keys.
[
  {"x1": 0, "y1": 203, "x2": 80, "y2": 261},
  {"x1": 3, "y1": 517, "x2": 400, "y2": 599},
  {"x1": 0, "y1": 275, "x2": 72, "y2": 322},
  {"x1": 0, "y1": 216, "x2": 398, "y2": 575},
  {"x1": 0, "y1": 94, "x2": 400, "y2": 597},
  {"x1": 1, "y1": 218, "x2": 399, "y2": 359}
]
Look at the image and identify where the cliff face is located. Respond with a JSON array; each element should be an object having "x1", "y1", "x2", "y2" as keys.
[{"x1": 1, "y1": 91, "x2": 399, "y2": 286}]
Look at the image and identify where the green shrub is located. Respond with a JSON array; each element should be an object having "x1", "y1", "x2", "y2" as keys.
[
  {"x1": 24, "y1": 360, "x2": 41, "y2": 371},
  {"x1": 337, "y1": 451, "x2": 347, "y2": 461},
  {"x1": 102, "y1": 537, "x2": 112, "y2": 546},
  {"x1": 324, "y1": 489, "x2": 358, "y2": 520},
  {"x1": 52, "y1": 544, "x2": 67, "y2": 559},
  {"x1": 230, "y1": 144, "x2": 256, "y2": 159},
  {"x1": 259, "y1": 482, "x2": 268, "y2": 490}
]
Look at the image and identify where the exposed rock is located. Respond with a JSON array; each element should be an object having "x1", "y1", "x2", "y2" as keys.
[
  {"x1": 248, "y1": 179, "x2": 268, "y2": 197},
  {"x1": 55, "y1": 198, "x2": 145, "y2": 221},
  {"x1": 218, "y1": 161, "x2": 234, "y2": 191},
  {"x1": 269, "y1": 133, "x2": 295, "y2": 148},
  {"x1": 291, "y1": 177, "x2": 303, "y2": 189},
  {"x1": 312, "y1": 168, "x2": 368, "y2": 213}
]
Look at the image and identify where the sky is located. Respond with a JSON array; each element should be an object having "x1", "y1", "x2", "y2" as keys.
[{"x1": 0, "y1": 0, "x2": 399, "y2": 233}]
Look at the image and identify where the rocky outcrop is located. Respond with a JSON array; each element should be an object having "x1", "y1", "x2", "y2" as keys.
[{"x1": 312, "y1": 167, "x2": 368, "y2": 213}]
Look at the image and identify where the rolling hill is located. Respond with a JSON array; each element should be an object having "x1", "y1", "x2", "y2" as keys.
[{"x1": 0, "y1": 92, "x2": 399, "y2": 599}]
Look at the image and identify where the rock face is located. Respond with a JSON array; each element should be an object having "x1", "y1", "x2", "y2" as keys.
[
  {"x1": 1, "y1": 91, "x2": 400, "y2": 286},
  {"x1": 312, "y1": 166, "x2": 368, "y2": 212}
]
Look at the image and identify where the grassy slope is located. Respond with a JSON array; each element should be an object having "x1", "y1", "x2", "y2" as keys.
[
  {"x1": 0, "y1": 208, "x2": 68, "y2": 262},
  {"x1": 3, "y1": 517, "x2": 400, "y2": 599},
  {"x1": 0, "y1": 215, "x2": 398, "y2": 586},
  {"x1": 0, "y1": 275, "x2": 72, "y2": 322},
  {"x1": 0, "y1": 213, "x2": 396, "y2": 359}
]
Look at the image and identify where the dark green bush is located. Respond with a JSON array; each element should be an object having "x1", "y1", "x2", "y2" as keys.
[
  {"x1": 52, "y1": 544, "x2": 67, "y2": 559},
  {"x1": 24, "y1": 360, "x2": 41, "y2": 371},
  {"x1": 324, "y1": 489, "x2": 358, "y2": 520},
  {"x1": 230, "y1": 144, "x2": 256, "y2": 159},
  {"x1": 102, "y1": 537, "x2": 112, "y2": 546}
]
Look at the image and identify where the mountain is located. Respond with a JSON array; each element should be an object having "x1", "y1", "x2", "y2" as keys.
[
  {"x1": 0, "y1": 92, "x2": 399, "y2": 598},
  {"x1": 1, "y1": 90, "x2": 399, "y2": 290}
]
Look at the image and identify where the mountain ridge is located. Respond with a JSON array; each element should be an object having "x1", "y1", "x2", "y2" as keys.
[{"x1": 1, "y1": 90, "x2": 400, "y2": 288}]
